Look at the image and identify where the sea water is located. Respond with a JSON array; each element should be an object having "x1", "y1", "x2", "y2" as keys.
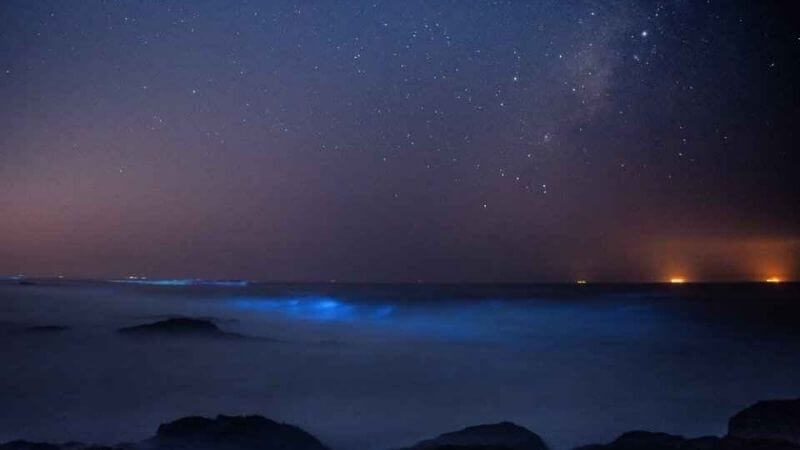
[{"x1": 1, "y1": 281, "x2": 798, "y2": 450}]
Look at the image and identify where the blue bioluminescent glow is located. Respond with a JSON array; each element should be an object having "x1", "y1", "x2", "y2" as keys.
[
  {"x1": 229, "y1": 296, "x2": 391, "y2": 322},
  {"x1": 225, "y1": 294, "x2": 673, "y2": 343},
  {"x1": 110, "y1": 279, "x2": 195, "y2": 286},
  {"x1": 227, "y1": 296, "x2": 486, "y2": 339},
  {"x1": 109, "y1": 279, "x2": 249, "y2": 287},
  {"x1": 373, "y1": 306, "x2": 395, "y2": 318}
]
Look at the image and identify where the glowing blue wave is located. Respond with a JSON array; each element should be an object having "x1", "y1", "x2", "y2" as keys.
[{"x1": 230, "y1": 296, "x2": 394, "y2": 321}]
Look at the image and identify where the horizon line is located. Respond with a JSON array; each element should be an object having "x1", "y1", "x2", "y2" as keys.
[{"x1": 2, "y1": 276, "x2": 797, "y2": 285}]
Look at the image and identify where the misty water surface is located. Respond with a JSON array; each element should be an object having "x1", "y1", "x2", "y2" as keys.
[{"x1": 1, "y1": 281, "x2": 798, "y2": 450}]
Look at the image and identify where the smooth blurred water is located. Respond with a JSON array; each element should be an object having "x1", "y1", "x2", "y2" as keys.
[{"x1": 1, "y1": 281, "x2": 798, "y2": 450}]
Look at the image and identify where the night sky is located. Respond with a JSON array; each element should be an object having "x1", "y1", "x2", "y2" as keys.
[{"x1": 1, "y1": 1, "x2": 798, "y2": 282}]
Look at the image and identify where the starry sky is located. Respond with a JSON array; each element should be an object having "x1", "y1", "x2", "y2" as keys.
[{"x1": 1, "y1": 0, "x2": 798, "y2": 282}]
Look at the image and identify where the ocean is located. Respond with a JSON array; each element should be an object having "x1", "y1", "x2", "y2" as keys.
[{"x1": 1, "y1": 281, "x2": 798, "y2": 450}]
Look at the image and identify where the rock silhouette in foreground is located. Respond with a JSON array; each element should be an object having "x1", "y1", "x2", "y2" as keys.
[
  {"x1": 728, "y1": 399, "x2": 800, "y2": 446},
  {"x1": 573, "y1": 399, "x2": 800, "y2": 450},
  {"x1": 404, "y1": 421, "x2": 548, "y2": 450},
  {"x1": 2, "y1": 399, "x2": 800, "y2": 450},
  {"x1": 117, "y1": 318, "x2": 242, "y2": 339},
  {"x1": 142, "y1": 415, "x2": 329, "y2": 450},
  {"x1": 0, "y1": 415, "x2": 327, "y2": 450},
  {"x1": 574, "y1": 430, "x2": 800, "y2": 450}
]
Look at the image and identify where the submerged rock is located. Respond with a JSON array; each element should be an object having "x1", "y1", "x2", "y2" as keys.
[
  {"x1": 405, "y1": 422, "x2": 548, "y2": 450},
  {"x1": 117, "y1": 318, "x2": 241, "y2": 338},
  {"x1": 0, "y1": 442, "x2": 62, "y2": 450},
  {"x1": 146, "y1": 415, "x2": 329, "y2": 450},
  {"x1": 728, "y1": 399, "x2": 800, "y2": 445},
  {"x1": 0, "y1": 442, "x2": 114, "y2": 450},
  {"x1": 25, "y1": 325, "x2": 69, "y2": 333}
]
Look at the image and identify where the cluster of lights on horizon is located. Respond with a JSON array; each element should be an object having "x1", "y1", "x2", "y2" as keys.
[
  {"x1": 571, "y1": 276, "x2": 789, "y2": 285},
  {"x1": 664, "y1": 276, "x2": 785, "y2": 284}
]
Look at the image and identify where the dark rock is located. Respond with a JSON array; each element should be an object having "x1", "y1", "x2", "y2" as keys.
[
  {"x1": 0, "y1": 442, "x2": 114, "y2": 450},
  {"x1": 64, "y1": 446, "x2": 115, "y2": 450},
  {"x1": 0, "y1": 442, "x2": 62, "y2": 450},
  {"x1": 713, "y1": 438, "x2": 800, "y2": 450},
  {"x1": 609, "y1": 431, "x2": 686, "y2": 449},
  {"x1": 573, "y1": 431, "x2": 800, "y2": 450},
  {"x1": 25, "y1": 326, "x2": 69, "y2": 332},
  {"x1": 1, "y1": 415, "x2": 327, "y2": 450},
  {"x1": 147, "y1": 414, "x2": 329, "y2": 450},
  {"x1": 405, "y1": 422, "x2": 547, "y2": 450},
  {"x1": 117, "y1": 318, "x2": 242, "y2": 339},
  {"x1": 728, "y1": 399, "x2": 800, "y2": 445},
  {"x1": 573, "y1": 431, "x2": 688, "y2": 450},
  {"x1": 686, "y1": 436, "x2": 726, "y2": 449}
]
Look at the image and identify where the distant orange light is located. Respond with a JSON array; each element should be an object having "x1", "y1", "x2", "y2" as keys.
[
  {"x1": 669, "y1": 277, "x2": 686, "y2": 284},
  {"x1": 765, "y1": 277, "x2": 781, "y2": 283}
]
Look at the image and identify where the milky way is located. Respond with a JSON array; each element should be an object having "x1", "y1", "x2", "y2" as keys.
[{"x1": 0, "y1": 1, "x2": 797, "y2": 281}]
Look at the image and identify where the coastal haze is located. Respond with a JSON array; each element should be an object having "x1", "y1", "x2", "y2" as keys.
[{"x1": 2, "y1": 280, "x2": 799, "y2": 450}]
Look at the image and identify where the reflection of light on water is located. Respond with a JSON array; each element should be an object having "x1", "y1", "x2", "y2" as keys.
[{"x1": 230, "y1": 297, "x2": 394, "y2": 321}]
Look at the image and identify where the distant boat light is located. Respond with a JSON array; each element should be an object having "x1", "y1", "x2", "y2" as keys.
[
  {"x1": 765, "y1": 277, "x2": 781, "y2": 283},
  {"x1": 576, "y1": 280, "x2": 587, "y2": 284},
  {"x1": 669, "y1": 277, "x2": 686, "y2": 284}
]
